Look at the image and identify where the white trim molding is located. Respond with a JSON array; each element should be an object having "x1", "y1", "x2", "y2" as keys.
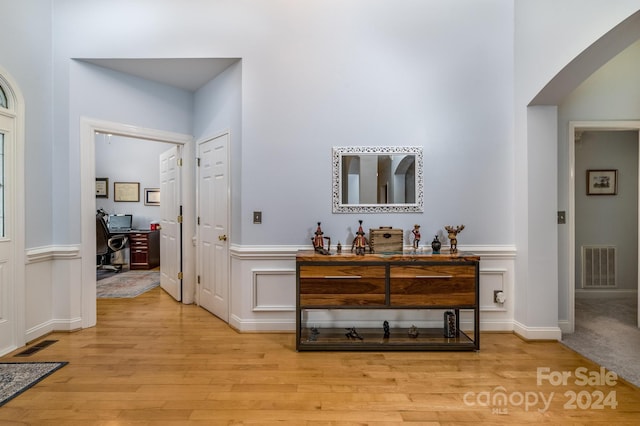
[
  {"x1": 513, "y1": 320, "x2": 562, "y2": 341},
  {"x1": 229, "y1": 244, "x2": 518, "y2": 334},
  {"x1": 251, "y1": 269, "x2": 296, "y2": 312},
  {"x1": 26, "y1": 245, "x2": 81, "y2": 263}
]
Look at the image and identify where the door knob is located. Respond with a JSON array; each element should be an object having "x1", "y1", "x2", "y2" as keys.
[{"x1": 218, "y1": 235, "x2": 227, "y2": 241}]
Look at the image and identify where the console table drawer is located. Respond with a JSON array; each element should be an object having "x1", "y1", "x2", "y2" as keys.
[
  {"x1": 390, "y1": 265, "x2": 476, "y2": 306},
  {"x1": 299, "y1": 265, "x2": 386, "y2": 306}
]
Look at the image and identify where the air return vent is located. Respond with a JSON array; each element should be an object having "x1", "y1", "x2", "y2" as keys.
[{"x1": 581, "y1": 245, "x2": 616, "y2": 289}]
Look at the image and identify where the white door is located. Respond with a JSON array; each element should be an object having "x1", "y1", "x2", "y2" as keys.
[
  {"x1": 160, "y1": 145, "x2": 182, "y2": 301},
  {"x1": 198, "y1": 133, "x2": 229, "y2": 321},
  {"x1": 0, "y1": 114, "x2": 16, "y2": 354}
]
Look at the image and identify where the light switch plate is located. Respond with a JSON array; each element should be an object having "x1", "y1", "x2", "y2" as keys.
[
  {"x1": 253, "y1": 211, "x2": 262, "y2": 224},
  {"x1": 558, "y1": 211, "x2": 566, "y2": 224}
]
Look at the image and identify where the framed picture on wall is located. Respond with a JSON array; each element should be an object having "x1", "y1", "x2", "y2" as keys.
[
  {"x1": 95, "y1": 177, "x2": 109, "y2": 198},
  {"x1": 144, "y1": 188, "x2": 160, "y2": 206},
  {"x1": 114, "y1": 182, "x2": 140, "y2": 202},
  {"x1": 587, "y1": 169, "x2": 617, "y2": 195}
]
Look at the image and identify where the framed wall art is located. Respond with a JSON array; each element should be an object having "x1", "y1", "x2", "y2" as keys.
[
  {"x1": 587, "y1": 169, "x2": 617, "y2": 195},
  {"x1": 95, "y1": 177, "x2": 109, "y2": 198},
  {"x1": 114, "y1": 182, "x2": 140, "y2": 202},
  {"x1": 144, "y1": 188, "x2": 160, "y2": 206}
]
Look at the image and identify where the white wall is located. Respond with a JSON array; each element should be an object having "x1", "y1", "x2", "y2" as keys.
[
  {"x1": 0, "y1": 0, "x2": 53, "y2": 248},
  {"x1": 48, "y1": 0, "x2": 516, "y2": 248},
  {"x1": 3, "y1": 0, "x2": 640, "y2": 341}
]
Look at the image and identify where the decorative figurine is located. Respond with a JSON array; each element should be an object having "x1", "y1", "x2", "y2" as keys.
[
  {"x1": 351, "y1": 220, "x2": 370, "y2": 256},
  {"x1": 336, "y1": 242, "x2": 342, "y2": 254},
  {"x1": 412, "y1": 224, "x2": 421, "y2": 249},
  {"x1": 445, "y1": 225, "x2": 465, "y2": 254},
  {"x1": 309, "y1": 327, "x2": 320, "y2": 341},
  {"x1": 408, "y1": 325, "x2": 419, "y2": 338},
  {"x1": 345, "y1": 327, "x2": 363, "y2": 340},
  {"x1": 431, "y1": 235, "x2": 441, "y2": 254},
  {"x1": 383, "y1": 320, "x2": 390, "y2": 338},
  {"x1": 312, "y1": 222, "x2": 331, "y2": 255}
]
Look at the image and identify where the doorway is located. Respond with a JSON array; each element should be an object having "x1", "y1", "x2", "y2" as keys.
[
  {"x1": 569, "y1": 121, "x2": 640, "y2": 333},
  {"x1": 95, "y1": 134, "x2": 181, "y2": 298},
  {"x1": 80, "y1": 117, "x2": 193, "y2": 328}
]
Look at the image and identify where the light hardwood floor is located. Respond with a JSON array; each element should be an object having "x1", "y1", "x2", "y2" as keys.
[{"x1": 1, "y1": 287, "x2": 640, "y2": 425}]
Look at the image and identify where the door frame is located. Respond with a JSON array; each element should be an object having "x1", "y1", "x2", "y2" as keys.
[
  {"x1": 0, "y1": 67, "x2": 26, "y2": 355},
  {"x1": 80, "y1": 117, "x2": 192, "y2": 328},
  {"x1": 568, "y1": 120, "x2": 640, "y2": 332}
]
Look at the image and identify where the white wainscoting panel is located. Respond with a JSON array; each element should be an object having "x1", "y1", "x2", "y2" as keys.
[
  {"x1": 230, "y1": 245, "x2": 517, "y2": 333},
  {"x1": 24, "y1": 245, "x2": 82, "y2": 343},
  {"x1": 252, "y1": 269, "x2": 296, "y2": 312}
]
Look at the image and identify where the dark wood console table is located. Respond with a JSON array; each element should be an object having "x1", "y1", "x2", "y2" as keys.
[{"x1": 296, "y1": 250, "x2": 480, "y2": 351}]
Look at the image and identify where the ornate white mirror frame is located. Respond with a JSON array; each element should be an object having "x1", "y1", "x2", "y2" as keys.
[{"x1": 332, "y1": 146, "x2": 424, "y2": 213}]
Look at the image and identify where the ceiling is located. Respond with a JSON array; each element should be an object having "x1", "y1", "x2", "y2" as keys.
[{"x1": 79, "y1": 58, "x2": 239, "y2": 92}]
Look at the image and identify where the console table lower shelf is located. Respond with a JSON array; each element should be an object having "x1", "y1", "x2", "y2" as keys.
[{"x1": 298, "y1": 326, "x2": 476, "y2": 351}]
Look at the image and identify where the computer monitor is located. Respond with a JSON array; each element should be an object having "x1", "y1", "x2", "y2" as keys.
[{"x1": 108, "y1": 214, "x2": 133, "y2": 233}]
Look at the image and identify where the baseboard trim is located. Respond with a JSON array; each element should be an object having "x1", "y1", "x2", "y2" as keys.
[
  {"x1": 229, "y1": 314, "x2": 296, "y2": 332},
  {"x1": 513, "y1": 320, "x2": 562, "y2": 341},
  {"x1": 25, "y1": 318, "x2": 82, "y2": 342},
  {"x1": 576, "y1": 289, "x2": 638, "y2": 299}
]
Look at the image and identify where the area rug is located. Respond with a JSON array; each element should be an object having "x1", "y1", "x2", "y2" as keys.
[
  {"x1": 0, "y1": 362, "x2": 68, "y2": 407},
  {"x1": 561, "y1": 296, "x2": 640, "y2": 388},
  {"x1": 96, "y1": 270, "x2": 160, "y2": 298}
]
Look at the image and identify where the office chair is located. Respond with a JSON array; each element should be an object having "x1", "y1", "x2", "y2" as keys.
[{"x1": 96, "y1": 212, "x2": 128, "y2": 272}]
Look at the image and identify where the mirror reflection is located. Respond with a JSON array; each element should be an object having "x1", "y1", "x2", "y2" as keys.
[
  {"x1": 332, "y1": 146, "x2": 423, "y2": 213},
  {"x1": 341, "y1": 154, "x2": 416, "y2": 204}
]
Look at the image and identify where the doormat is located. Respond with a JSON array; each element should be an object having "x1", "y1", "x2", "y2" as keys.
[
  {"x1": 0, "y1": 362, "x2": 68, "y2": 407},
  {"x1": 97, "y1": 270, "x2": 160, "y2": 298}
]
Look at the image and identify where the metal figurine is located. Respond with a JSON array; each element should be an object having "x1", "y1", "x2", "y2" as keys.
[
  {"x1": 309, "y1": 327, "x2": 320, "y2": 341},
  {"x1": 412, "y1": 224, "x2": 421, "y2": 249},
  {"x1": 351, "y1": 220, "x2": 370, "y2": 255},
  {"x1": 383, "y1": 320, "x2": 390, "y2": 338},
  {"x1": 445, "y1": 224, "x2": 465, "y2": 254},
  {"x1": 312, "y1": 222, "x2": 331, "y2": 255},
  {"x1": 431, "y1": 235, "x2": 441, "y2": 254},
  {"x1": 408, "y1": 325, "x2": 419, "y2": 338},
  {"x1": 345, "y1": 327, "x2": 363, "y2": 340}
]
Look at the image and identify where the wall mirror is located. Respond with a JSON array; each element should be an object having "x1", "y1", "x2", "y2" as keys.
[{"x1": 332, "y1": 146, "x2": 424, "y2": 213}]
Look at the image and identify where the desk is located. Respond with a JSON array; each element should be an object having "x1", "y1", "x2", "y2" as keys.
[{"x1": 126, "y1": 230, "x2": 160, "y2": 270}]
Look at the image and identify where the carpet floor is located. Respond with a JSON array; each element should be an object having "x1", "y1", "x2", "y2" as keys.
[
  {"x1": 561, "y1": 296, "x2": 640, "y2": 388},
  {"x1": 0, "y1": 362, "x2": 67, "y2": 407},
  {"x1": 96, "y1": 270, "x2": 160, "y2": 298}
]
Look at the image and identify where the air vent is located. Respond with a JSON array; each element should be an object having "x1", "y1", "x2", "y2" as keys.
[
  {"x1": 14, "y1": 340, "x2": 58, "y2": 357},
  {"x1": 582, "y1": 245, "x2": 616, "y2": 288}
]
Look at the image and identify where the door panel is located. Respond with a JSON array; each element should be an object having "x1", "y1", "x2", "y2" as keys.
[
  {"x1": 198, "y1": 133, "x2": 229, "y2": 321},
  {"x1": 160, "y1": 145, "x2": 181, "y2": 301}
]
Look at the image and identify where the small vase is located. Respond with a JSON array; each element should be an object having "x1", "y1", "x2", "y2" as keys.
[{"x1": 431, "y1": 235, "x2": 441, "y2": 254}]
